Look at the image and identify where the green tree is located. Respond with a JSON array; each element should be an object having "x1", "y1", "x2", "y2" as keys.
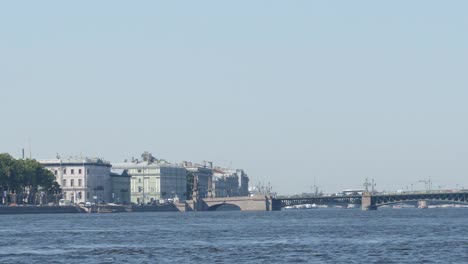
[
  {"x1": 47, "y1": 181, "x2": 62, "y2": 204},
  {"x1": 0, "y1": 153, "x2": 20, "y2": 203},
  {"x1": 0, "y1": 153, "x2": 56, "y2": 205}
]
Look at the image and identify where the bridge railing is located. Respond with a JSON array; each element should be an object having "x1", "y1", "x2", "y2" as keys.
[{"x1": 375, "y1": 190, "x2": 468, "y2": 196}]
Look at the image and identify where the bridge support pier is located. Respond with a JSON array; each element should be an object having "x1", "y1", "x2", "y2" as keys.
[
  {"x1": 418, "y1": 200, "x2": 429, "y2": 209},
  {"x1": 361, "y1": 193, "x2": 377, "y2": 210}
]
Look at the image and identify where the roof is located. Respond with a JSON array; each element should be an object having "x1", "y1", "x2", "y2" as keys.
[
  {"x1": 39, "y1": 157, "x2": 111, "y2": 167},
  {"x1": 111, "y1": 168, "x2": 126, "y2": 174},
  {"x1": 112, "y1": 161, "x2": 184, "y2": 169},
  {"x1": 110, "y1": 169, "x2": 129, "y2": 177}
]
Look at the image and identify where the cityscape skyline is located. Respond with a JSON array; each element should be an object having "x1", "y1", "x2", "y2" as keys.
[
  {"x1": 2, "y1": 2, "x2": 468, "y2": 263},
  {"x1": 5, "y1": 148, "x2": 466, "y2": 195},
  {"x1": 2, "y1": 1, "x2": 468, "y2": 194}
]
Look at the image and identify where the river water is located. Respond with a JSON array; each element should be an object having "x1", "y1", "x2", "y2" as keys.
[{"x1": 1, "y1": 209, "x2": 467, "y2": 263}]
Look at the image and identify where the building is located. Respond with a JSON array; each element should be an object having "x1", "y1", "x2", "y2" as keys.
[
  {"x1": 183, "y1": 161, "x2": 213, "y2": 199},
  {"x1": 212, "y1": 167, "x2": 250, "y2": 198},
  {"x1": 110, "y1": 169, "x2": 131, "y2": 204},
  {"x1": 237, "y1": 169, "x2": 250, "y2": 196},
  {"x1": 182, "y1": 161, "x2": 250, "y2": 199},
  {"x1": 112, "y1": 152, "x2": 187, "y2": 204},
  {"x1": 212, "y1": 174, "x2": 227, "y2": 197},
  {"x1": 39, "y1": 157, "x2": 112, "y2": 204},
  {"x1": 212, "y1": 168, "x2": 239, "y2": 197}
]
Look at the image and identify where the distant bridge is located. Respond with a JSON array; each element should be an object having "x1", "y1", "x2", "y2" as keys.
[
  {"x1": 180, "y1": 196, "x2": 273, "y2": 211},
  {"x1": 272, "y1": 195, "x2": 361, "y2": 210},
  {"x1": 175, "y1": 191, "x2": 468, "y2": 212},
  {"x1": 272, "y1": 191, "x2": 468, "y2": 211},
  {"x1": 362, "y1": 191, "x2": 468, "y2": 210}
]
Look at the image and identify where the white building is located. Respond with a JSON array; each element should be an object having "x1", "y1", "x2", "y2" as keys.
[
  {"x1": 212, "y1": 167, "x2": 250, "y2": 197},
  {"x1": 112, "y1": 152, "x2": 187, "y2": 204},
  {"x1": 39, "y1": 157, "x2": 112, "y2": 204}
]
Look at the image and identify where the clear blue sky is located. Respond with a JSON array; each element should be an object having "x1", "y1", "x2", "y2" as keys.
[{"x1": 1, "y1": 1, "x2": 468, "y2": 194}]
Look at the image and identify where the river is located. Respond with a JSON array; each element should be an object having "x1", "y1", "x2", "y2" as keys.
[{"x1": 1, "y1": 209, "x2": 467, "y2": 263}]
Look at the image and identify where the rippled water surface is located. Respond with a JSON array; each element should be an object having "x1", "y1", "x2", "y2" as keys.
[{"x1": 1, "y1": 209, "x2": 468, "y2": 263}]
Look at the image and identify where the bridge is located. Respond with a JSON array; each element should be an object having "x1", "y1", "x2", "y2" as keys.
[
  {"x1": 362, "y1": 191, "x2": 468, "y2": 210},
  {"x1": 175, "y1": 190, "x2": 468, "y2": 212},
  {"x1": 180, "y1": 175, "x2": 274, "y2": 211},
  {"x1": 272, "y1": 190, "x2": 468, "y2": 211},
  {"x1": 272, "y1": 195, "x2": 361, "y2": 210},
  {"x1": 178, "y1": 195, "x2": 273, "y2": 211}
]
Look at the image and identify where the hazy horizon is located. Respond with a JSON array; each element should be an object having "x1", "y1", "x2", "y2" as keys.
[{"x1": 2, "y1": 1, "x2": 468, "y2": 195}]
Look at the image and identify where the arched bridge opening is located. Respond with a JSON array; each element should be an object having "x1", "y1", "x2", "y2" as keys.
[{"x1": 207, "y1": 203, "x2": 242, "y2": 211}]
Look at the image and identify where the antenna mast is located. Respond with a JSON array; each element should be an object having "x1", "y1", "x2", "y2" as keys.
[{"x1": 28, "y1": 138, "x2": 32, "y2": 159}]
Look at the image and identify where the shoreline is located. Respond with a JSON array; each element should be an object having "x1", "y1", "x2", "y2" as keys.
[{"x1": 0, "y1": 203, "x2": 182, "y2": 214}]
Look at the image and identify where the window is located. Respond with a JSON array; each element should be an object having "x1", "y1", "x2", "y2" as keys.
[
  {"x1": 63, "y1": 192, "x2": 67, "y2": 199},
  {"x1": 70, "y1": 179, "x2": 74, "y2": 187},
  {"x1": 78, "y1": 179, "x2": 82, "y2": 187},
  {"x1": 138, "y1": 178, "x2": 142, "y2": 183},
  {"x1": 54, "y1": 170, "x2": 58, "y2": 176},
  {"x1": 87, "y1": 169, "x2": 90, "y2": 174},
  {"x1": 138, "y1": 169, "x2": 142, "y2": 173},
  {"x1": 138, "y1": 186, "x2": 143, "y2": 193},
  {"x1": 62, "y1": 179, "x2": 66, "y2": 186},
  {"x1": 78, "y1": 192, "x2": 82, "y2": 199},
  {"x1": 63, "y1": 169, "x2": 66, "y2": 174},
  {"x1": 71, "y1": 169, "x2": 74, "y2": 174},
  {"x1": 78, "y1": 169, "x2": 82, "y2": 174}
]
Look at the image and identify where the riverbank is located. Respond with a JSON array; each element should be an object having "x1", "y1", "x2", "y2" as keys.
[
  {"x1": 0, "y1": 205, "x2": 83, "y2": 214},
  {"x1": 0, "y1": 203, "x2": 184, "y2": 214}
]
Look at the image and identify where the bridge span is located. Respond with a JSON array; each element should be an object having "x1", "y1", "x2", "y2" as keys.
[
  {"x1": 362, "y1": 191, "x2": 468, "y2": 210},
  {"x1": 175, "y1": 191, "x2": 468, "y2": 211},
  {"x1": 179, "y1": 195, "x2": 273, "y2": 211},
  {"x1": 272, "y1": 195, "x2": 361, "y2": 210},
  {"x1": 273, "y1": 191, "x2": 468, "y2": 211}
]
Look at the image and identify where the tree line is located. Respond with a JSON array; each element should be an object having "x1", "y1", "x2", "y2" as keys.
[{"x1": 0, "y1": 153, "x2": 61, "y2": 205}]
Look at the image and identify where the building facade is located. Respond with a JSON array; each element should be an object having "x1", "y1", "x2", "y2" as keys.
[
  {"x1": 183, "y1": 162, "x2": 213, "y2": 199},
  {"x1": 110, "y1": 169, "x2": 131, "y2": 204},
  {"x1": 212, "y1": 168, "x2": 250, "y2": 198},
  {"x1": 40, "y1": 157, "x2": 112, "y2": 204},
  {"x1": 112, "y1": 153, "x2": 186, "y2": 204}
]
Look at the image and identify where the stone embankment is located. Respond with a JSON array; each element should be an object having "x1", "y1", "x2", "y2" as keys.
[
  {"x1": 0, "y1": 203, "x2": 183, "y2": 214},
  {"x1": 131, "y1": 203, "x2": 180, "y2": 212},
  {"x1": 0, "y1": 205, "x2": 84, "y2": 214}
]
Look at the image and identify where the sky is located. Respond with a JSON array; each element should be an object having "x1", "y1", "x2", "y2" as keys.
[{"x1": 1, "y1": 1, "x2": 468, "y2": 194}]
